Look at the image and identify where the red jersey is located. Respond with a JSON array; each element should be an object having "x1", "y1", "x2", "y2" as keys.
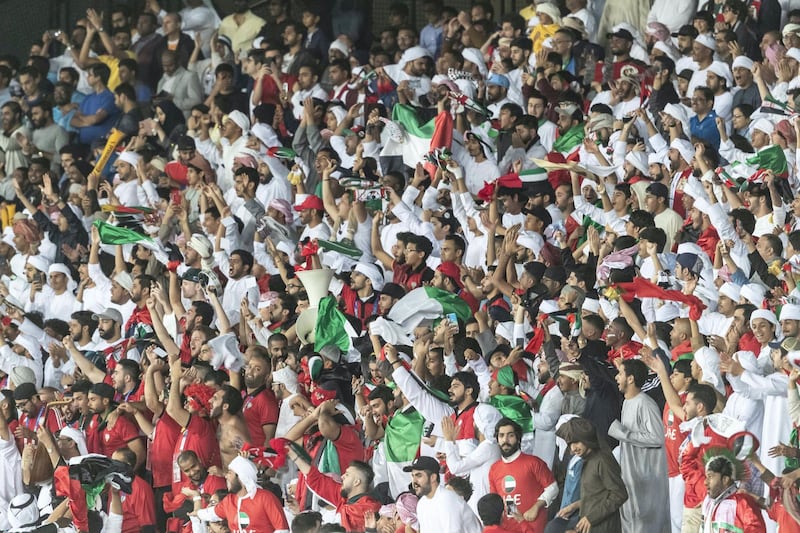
[
  {"x1": 99, "y1": 412, "x2": 142, "y2": 458},
  {"x1": 242, "y1": 386, "x2": 279, "y2": 447},
  {"x1": 607, "y1": 341, "x2": 643, "y2": 362},
  {"x1": 298, "y1": 425, "x2": 366, "y2": 509},
  {"x1": 340, "y1": 284, "x2": 380, "y2": 329},
  {"x1": 458, "y1": 288, "x2": 480, "y2": 314},
  {"x1": 211, "y1": 489, "x2": 289, "y2": 533},
  {"x1": 115, "y1": 381, "x2": 145, "y2": 404},
  {"x1": 75, "y1": 413, "x2": 103, "y2": 455},
  {"x1": 118, "y1": 475, "x2": 155, "y2": 533},
  {"x1": 163, "y1": 473, "x2": 227, "y2": 514},
  {"x1": 150, "y1": 413, "x2": 182, "y2": 488},
  {"x1": 391, "y1": 261, "x2": 434, "y2": 291},
  {"x1": 172, "y1": 415, "x2": 222, "y2": 490},
  {"x1": 304, "y1": 466, "x2": 381, "y2": 531},
  {"x1": 19, "y1": 405, "x2": 63, "y2": 436},
  {"x1": 680, "y1": 422, "x2": 730, "y2": 508},
  {"x1": 663, "y1": 391, "x2": 688, "y2": 477},
  {"x1": 489, "y1": 453, "x2": 556, "y2": 533}
]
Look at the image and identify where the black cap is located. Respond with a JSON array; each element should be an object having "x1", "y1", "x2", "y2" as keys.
[
  {"x1": 646, "y1": 182, "x2": 670, "y2": 200},
  {"x1": 671, "y1": 24, "x2": 699, "y2": 38},
  {"x1": 523, "y1": 206, "x2": 552, "y2": 227},
  {"x1": 13, "y1": 382, "x2": 37, "y2": 401},
  {"x1": 381, "y1": 282, "x2": 406, "y2": 300},
  {"x1": 677, "y1": 68, "x2": 695, "y2": 81},
  {"x1": 403, "y1": 455, "x2": 441, "y2": 473},
  {"x1": 176, "y1": 135, "x2": 196, "y2": 151},
  {"x1": 607, "y1": 28, "x2": 634, "y2": 41},
  {"x1": 90, "y1": 382, "x2": 116, "y2": 400}
]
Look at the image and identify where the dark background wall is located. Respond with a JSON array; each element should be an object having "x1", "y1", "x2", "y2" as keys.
[{"x1": 0, "y1": 0, "x2": 524, "y2": 65}]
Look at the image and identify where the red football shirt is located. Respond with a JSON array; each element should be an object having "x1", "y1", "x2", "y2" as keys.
[
  {"x1": 100, "y1": 412, "x2": 142, "y2": 458},
  {"x1": 118, "y1": 475, "x2": 155, "y2": 533},
  {"x1": 242, "y1": 387, "x2": 279, "y2": 447},
  {"x1": 172, "y1": 415, "x2": 222, "y2": 490},
  {"x1": 150, "y1": 413, "x2": 182, "y2": 488},
  {"x1": 212, "y1": 489, "x2": 289, "y2": 532},
  {"x1": 663, "y1": 391, "x2": 688, "y2": 478},
  {"x1": 489, "y1": 453, "x2": 556, "y2": 533}
]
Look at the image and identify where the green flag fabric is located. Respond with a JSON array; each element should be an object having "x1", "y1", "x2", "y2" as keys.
[
  {"x1": 384, "y1": 408, "x2": 425, "y2": 463},
  {"x1": 93, "y1": 220, "x2": 151, "y2": 245},
  {"x1": 314, "y1": 295, "x2": 353, "y2": 353},
  {"x1": 746, "y1": 144, "x2": 788, "y2": 177},
  {"x1": 490, "y1": 394, "x2": 533, "y2": 433},
  {"x1": 552, "y1": 124, "x2": 585, "y2": 155}
]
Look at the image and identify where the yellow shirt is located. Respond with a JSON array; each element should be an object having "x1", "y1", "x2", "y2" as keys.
[
  {"x1": 96, "y1": 50, "x2": 136, "y2": 91},
  {"x1": 530, "y1": 23, "x2": 559, "y2": 53}
]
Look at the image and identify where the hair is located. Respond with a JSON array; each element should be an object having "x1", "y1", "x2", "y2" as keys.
[
  {"x1": 235, "y1": 166, "x2": 260, "y2": 188},
  {"x1": 500, "y1": 102, "x2": 524, "y2": 121},
  {"x1": 412, "y1": 235, "x2": 433, "y2": 260},
  {"x1": 614, "y1": 183, "x2": 632, "y2": 199},
  {"x1": 735, "y1": 303, "x2": 757, "y2": 323},
  {"x1": 367, "y1": 384, "x2": 394, "y2": 405},
  {"x1": 88, "y1": 63, "x2": 111, "y2": 85},
  {"x1": 706, "y1": 456, "x2": 735, "y2": 478},
  {"x1": 582, "y1": 313, "x2": 605, "y2": 331},
  {"x1": 693, "y1": 86, "x2": 715, "y2": 103},
  {"x1": 494, "y1": 417, "x2": 523, "y2": 441},
  {"x1": 292, "y1": 511, "x2": 323, "y2": 533},
  {"x1": 620, "y1": 359, "x2": 648, "y2": 389},
  {"x1": 43, "y1": 318, "x2": 69, "y2": 339},
  {"x1": 191, "y1": 301, "x2": 215, "y2": 326},
  {"x1": 113, "y1": 447, "x2": 137, "y2": 467},
  {"x1": 446, "y1": 475, "x2": 473, "y2": 502},
  {"x1": 639, "y1": 226, "x2": 667, "y2": 253},
  {"x1": 176, "y1": 450, "x2": 199, "y2": 464},
  {"x1": 220, "y1": 384, "x2": 244, "y2": 415},
  {"x1": 789, "y1": 230, "x2": 800, "y2": 254},
  {"x1": 116, "y1": 359, "x2": 140, "y2": 382},
  {"x1": 114, "y1": 82, "x2": 136, "y2": 102},
  {"x1": 71, "y1": 310, "x2": 99, "y2": 335},
  {"x1": 231, "y1": 249, "x2": 254, "y2": 271},
  {"x1": 673, "y1": 358, "x2": 694, "y2": 379},
  {"x1": 477, "y1": 493, "x2": 505, "y2": 526},
  {"x1": 452, "y1": 370, "x2": 480, "y2": 401},
  {"x1": 760, "y1": 233, "x2": 783, "y2": 257},
  {"x1": 444, "y1": 234, "x2": 466, "y2": 256},
  {"x1": 628, "y1": 209, "x2": 655, "y2": 230},
  {"x1": 328, "y1": 57, "x2": 351, "y2": 76},
  {"x1": 348, "y1": 460, "x2": 375, "y2": 487},
  {"x1": 729, "y1": 208, "x2": 756, "y2": 235},
  {"x1": 653, "y1": 55, "x2": 676, "y2": 76},
  {"x1": 687, "y1": 382, "x2": 717, "y2": 413}
]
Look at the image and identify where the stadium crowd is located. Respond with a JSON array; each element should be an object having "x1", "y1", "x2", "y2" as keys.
[{"x1": 4, "y1": 0, "x2": 800, "y2": 531}]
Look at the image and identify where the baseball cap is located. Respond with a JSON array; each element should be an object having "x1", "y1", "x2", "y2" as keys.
[
  {"x1": 294, "y1": 194, "x2": 324, "y2": 212},
  {"x1": 176, "y1": 135, "x2": 196, "y2": 151},
  {"x1": 523, "y1": 205, "x2": 552, "y2": 227},
  {"x1": 381, "y1": 283, "x2": 405, "y2": 300},
  {"x1": 671, "y1": 24, "x2": 698, "y2": 38},
  {"x1": 607, "y1": 28, "x2": 634, "y2": 41},
  {"x1": 486, "y1": 73, "x2": 510, "y2": 88},
  {"x1": 555, "y1": 102, "x2": 580, "y2": 117},
  {"x1": 13, "y1": 382, "x2": 37, "y2": 401},
  {"x1": 770, "y1": 337, "x2": 800, "y2": 351},
  {"x1": 182, "y1": 268, "x2": 202, "y2": 282},
  {"x1": 403, "y1": 456, "x2": 441, "y2": 473},
  {"x1": 90, "y1": 382, "x2": 116, "y2": 400},
  {"x1": 676, "y1": 253, "x2": 703, "y2": 276},
  {"x1": 92, "y1": 308, "x2": 124, "y2": 324},
  {"x1": 677, "y1": 69, "x2": 695, "y2": 81}
]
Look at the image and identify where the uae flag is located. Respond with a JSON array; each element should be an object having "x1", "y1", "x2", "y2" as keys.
[
  {"x1": 552, "y1": 124, "x2": 585, "y2": 161},
  {"x1": 745, "y1": 144, "x2": 788, "y2": 178},
  {"x1": 387, "y1": 286, "x2": 472, "y2": 331},
  {"x1": 92, "y1": 220, "x2": 169, "y2": 263},
  {"x1": 380, "y1": 105, "x2": 453, "y2": 173},
  {"x1": 314, "y1": 295, "x2": 358, "y2": 355}
]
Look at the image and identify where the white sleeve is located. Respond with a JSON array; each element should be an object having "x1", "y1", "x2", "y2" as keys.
[
  {"x1": 539, "y1": 481, "x2": 559, "y2": 507},
  {"x1": 99, "y1": 512, "x2": 124, "y2": 533},
  {"x1": 393, "y1": 366, "x2": 455, "y2": 433}
]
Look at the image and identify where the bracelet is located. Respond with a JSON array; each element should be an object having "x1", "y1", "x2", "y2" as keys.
[
  {"x1": 390, "y1": 360, "x2": 402, "y2": 366},
  {"x1": 192, "y1": 496, "x2": 201, "y2": 502}
]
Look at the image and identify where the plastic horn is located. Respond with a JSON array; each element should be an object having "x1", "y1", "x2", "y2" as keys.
[{"x1": 90, "y1": 128, "x2": 125, "y2": 176}]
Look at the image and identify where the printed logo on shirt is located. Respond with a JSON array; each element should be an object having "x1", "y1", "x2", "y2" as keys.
[
  {"x1": 503, "y1": 475, "x2": 516, "y2": 493},
  {"x1": 238, "y1": 512, "x2": 250, "y2": 528}
]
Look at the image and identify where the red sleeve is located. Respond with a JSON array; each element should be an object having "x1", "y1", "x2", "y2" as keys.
[
  {"x1": 258, "y1": 391, "x2": 279, "y2": 426},
  {"x1": 304, "y1": 466, "x2": 344, "y2": 507},
  {"x1": 259, "y1": 490, "x2": 290, "y2": 531},
  {"x1": 488, "y1": 463, "x2": 499, "y2": 494},
  {"x1": 138, "y1": 478, "x2": 156, "y2": 526},
  {"x1": 213, "y1": 494, "x2": 235, "y2": 521},
  {"x1": 533, "y1": 456, "x2": 555, "y2": 488},
  {"x1": 115, "y1": 416, "x2": 143, "y2": 444},
  {"x1": 738, "y1": 495, "x2": 767, "y2": 533},
  {"x1": 45, "y1": 409, "x2": 64, "y2": 434}
]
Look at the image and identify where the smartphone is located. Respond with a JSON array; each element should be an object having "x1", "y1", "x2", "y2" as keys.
[
  {"x1": 153, "y1": 346, "x2": 167, "y2": 359},
  {"x1": 515, "y1": 338, "x2": 524, "y2": 348},
  {"x1": 171, "y1": 190, "x2": 181, "y2": 205},
  {"x1": 506, "y1": 500, "x2": 517, "y2": 517},
  {"x1": 423, "y1": 422, "x2": 434, "y2": 438},
  {"x1": 446, "y1": 312, "x2": 459, "y2": 332}
]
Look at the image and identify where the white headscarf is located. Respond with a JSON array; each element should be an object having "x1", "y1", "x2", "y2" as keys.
[{"x1": 228, "y1": 456, "x2": 259, "y2": 496}]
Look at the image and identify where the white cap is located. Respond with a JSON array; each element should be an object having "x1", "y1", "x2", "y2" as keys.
[
  {"x1": 695, "y1": 33, "x2": 716, "y2": 51},
  {"x1": 780, "y1": 303, "x2": 800, "y2": 322},
  {"x1": 353, "y1": 262, "x2": 385, "y2": 292},
  {"x1": 116, "y1": 150, "x2": 141, "y2": 167},
  {"x1": 113, "y1": 271, "x2": 134, "y2": 294},
  {"x1": 225, "y1": 110, "x2": 250, "y2": 135},
  {"x1": 751, "y1": 117, "x2": 775, "y2": 136},
  {"x1": 787, "y1": 47, "x2": 800, "y2": 63},
  {"x1": 706, "y1": 61, "x2": 733, "y2": 87},
  {"x1": 732, "y1": 56, "x2": 754, "y2": 70},
  {"x1": 719, "y1": 282, "x2": 741, "y2": 302}
]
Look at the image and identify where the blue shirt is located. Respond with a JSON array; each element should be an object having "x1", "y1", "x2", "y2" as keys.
[
  {"x1": 76, "y1": 89, "x2": 119, "y2": 145},
  {"x1": 560, "y1": 455, "x2": 584, "y2": 507},
  {"x1": 690, "y1": 109, "x2": 720, "y2": 149}
]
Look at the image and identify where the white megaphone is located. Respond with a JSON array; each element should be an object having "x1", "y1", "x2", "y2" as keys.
[{"x1": 294, "y1": 268, "x2": 334, "y2": 346}]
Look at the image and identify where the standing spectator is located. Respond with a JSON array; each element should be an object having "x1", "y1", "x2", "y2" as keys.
[
  {"x1": 70, "y1": 63, "x2": 119, "y2": 145},
  {"x1": 608, "y1": 359, "x2": 669, "y2": 533},
  {"x1": 219, "y1": 0, "x2": 266, "y2": 57}
]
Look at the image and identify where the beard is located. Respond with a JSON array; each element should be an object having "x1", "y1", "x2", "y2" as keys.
[
  {"x1": 99, "y1": 327, "x2": 116, "y2": 340},
  {"x1": 538, "y1": 370, "x2": 551, "y2": 384},
  {"x1": 228, "y1": 477, "x2": 243, "y2": 493},
  {"x1": 500, "y1": 441, "x2": 520, "y2": 458}
]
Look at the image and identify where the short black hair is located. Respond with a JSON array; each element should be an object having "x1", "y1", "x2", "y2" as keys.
[
  {"x1": 628, "y1": 209, "x2": 655, "y2": 230},
  {"x1": 220, "y1": 384, "x2": 244, "y2": 415},
  {"x1": 729, "y1": 208, "x2": 756, "y2": 235},
  {"x1": 114, "y1": 82, "x2": 136, "y2": 101},
  {"x1": 88, "y1": 63, "x2": 111, "y2": 85},
  {"x1": 231, "y1": 249, "x2": 254, "y2": 271},
  {"x1": 452, "y1": 370, "x2": 480, "y2": 401},
  {"x1": 367, "y1": 384, "x2": 394, "y2": 405},
  {"x1": 687, "y1": 382, "x2": 717, "y2": 413},
  {"x1": 620, "y1": 359, "x2": 648, "y2": 389},
  {"x1": 494, "y1": 417, "x2": 523, "y2": 441},
  {"x1": 639, "y1": 226, "x2": 667, "y2": 253}
]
